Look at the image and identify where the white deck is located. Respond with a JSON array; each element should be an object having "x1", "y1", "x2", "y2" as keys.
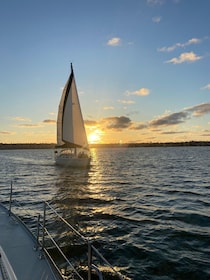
[{"x1": 0, "y1": 204, "x2": 59, "y2": 280}]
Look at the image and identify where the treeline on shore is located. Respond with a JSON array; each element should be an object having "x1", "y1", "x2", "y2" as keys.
[{"x1": 0, "y1": 141, "x2": 210, "y2": 150}]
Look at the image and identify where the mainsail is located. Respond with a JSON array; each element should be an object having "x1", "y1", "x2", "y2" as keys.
[{"x1": 57, "y1": 64, "x2": 89, "y2": 149}]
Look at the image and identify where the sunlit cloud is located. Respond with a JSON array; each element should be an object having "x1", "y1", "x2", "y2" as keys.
[
  {"x1": 149, "y1": 111, "x2": 189, "y2": 127},
  {"x1": 84, "y1": 102, "x2": 210, "y2": 143},
  {"x1": 201, "y1": 132, "x2": 210, "y2": 136},
  {"x1": 118, "y1": 99, "x2": 135, "y2": 104},
  {"x1": 17, "y1": 123, "x2": 42, "y2": 128},
  {"x1": 42, "y1": 119, "x2": 56, "y2": 124},
  {"x1": 103, "y1": 106, "x2": 114, "y2": 110},
  {"x1": 0, "y1": 130, "x2": 13, "y2": 135},
  {"x1": 201, "y1": 84, "x2": 210, "y2": 90},
  {"x1": 166, "y1": 52, "x2": 202, "y2": 64},
  {"x1": 101, "y1": 116, "x2": 132, "y2": 131},
  {"x1": 158, "y1": 37, "x2": 203, "y2": 52},
  {"x1": 149, "y1": 102, "x2": 210, "y2": 128},
  {"x1": 127, "y1": 88, "x2": 150, "y2": 96},
  {"x1": 85, "y1": 120, "x2": 98, "y2": 127},
  {"x1": 107, "y1": 37, "x2": 121, "y2": 46},
  {"x1": 161, "y1": 131, "x2": 186, "y2": 135},
  {"x1": 12, "y1": 116, "x2": 31, "y2": 122},
  {"x1": 201, "y1": 129, "x2": 210, "y2": 136},
  {"x1": 185, "y1": 102, "x2": 210, "y2": 116},
  {"x1": 152, "y1": 16, "x2": 162, "y2": 23},
  {"x1": 130, "y1": 123, "x2": 148, "y2": 130}
]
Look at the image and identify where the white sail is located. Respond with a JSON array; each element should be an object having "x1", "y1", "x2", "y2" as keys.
[
  {"x1": 55, "y1": 64, "x2": 90, "y2": 167},
  {"x1": 57, "y1": 65, "x2": 89, "y2": 149}
]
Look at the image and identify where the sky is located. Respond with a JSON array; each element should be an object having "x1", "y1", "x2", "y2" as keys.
[{"x1": 0, "y1": 0, "x2": 210, "y2": 144}]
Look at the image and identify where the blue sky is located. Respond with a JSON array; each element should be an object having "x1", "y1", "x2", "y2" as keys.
[{"x1": 0, "y1": 0, "x2": 210, "y2": 144}]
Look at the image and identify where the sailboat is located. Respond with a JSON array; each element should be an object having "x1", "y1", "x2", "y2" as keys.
[{"x1": 55, "y1": 63, "x2": 91, "y2": 167}]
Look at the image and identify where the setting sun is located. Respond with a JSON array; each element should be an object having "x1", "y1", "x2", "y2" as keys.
[{"x1": 88, "y1": 129, "x2": 103, "y2": 144}]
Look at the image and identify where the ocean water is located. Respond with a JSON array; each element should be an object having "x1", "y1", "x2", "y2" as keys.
[{"x1": 0, "y1": 147, "x2": 210, "y2": 279}]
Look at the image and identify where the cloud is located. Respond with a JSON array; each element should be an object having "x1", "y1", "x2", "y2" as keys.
[
  {"x1": 130, "y1": 123, "x2": 148, "y2": 130},
  {"x1": 0, "y1": 131, "x2": 13, "y2": 135},
  {"x1": 185, "y1": 102, "x2": 210, "y2": 116},
  {"x1": 152, "y1": 16, "x2": 162, "y2": 23},
  {"x1": 128, "y1": 41, "x2": 134, "y2": 46},
  {"x1": 166, "y1": 52, "x2": 202, "y2": 64},
  {"x1": 12, "y1": 116, "x2": 31, "y2": 122},
  {"x1": 86, "y1": 102, "x2": 210, "y2": 135},
  {"x1": 102, "y1": 116, "x2": 132, "y2": 130},
  {"x1": 118, "y1": 99, "x2": 135, "y2": 104},
  {"x1": 201, "y1": 84, "x2": 210, "y2": 90},
  {"x1": 148, "y1": 0, "x2": 180, "y2": 5},
  {"x1": 84, "y1": 120, "x2": 98, "y2": 127},
  {"x1": 147, "y1": 0, "x2": 165, "y2": 5},
  {"x1": 201, "y1": 129, "x2": 210, "y2": 136},
  {"x1": 161, "y1": 131, "x2": 186, "y2": 135},
  {"x1": 149, "y1": 102, "x2": 210, "y2": 128},
  {"x1": 158, "y1": 37, "x2": 202, "y2": 52},
  {"x1": 126, "y1": 110, "x2": 140, "y2": 116},
  {"x1": 107, "y1": 37, "x2": 121, "y2": 46},
  {"x1": 127, "y1": 88, "x2": 150, "y2": 96},
  {"x1": 202, "y1": 132, "x2": 210, "y2": 136},
  {"x1": 103, "y1": 106, "x2": 114, "y2": 110},
  {"x1": 17, "y1": 124, "x2": 41, "y2": 128},
  {"x1": 149, "y1": 111, "x2": 189, "y2": 127},
  {"x1": 42, "y1": 119, "x2": 56, "y2": 124}
]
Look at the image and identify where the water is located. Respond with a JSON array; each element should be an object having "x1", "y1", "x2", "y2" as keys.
[{"x1": 0, "y1": 147, "x2": 210, "y2": 279}]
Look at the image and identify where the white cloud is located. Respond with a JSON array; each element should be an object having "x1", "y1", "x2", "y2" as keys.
[
  {"x1": 201, "y1": 84, "x2": 210, "y2": 90},
  {"x1": 166, "y1": 52, "x2": 202, "y2": 64},
  {"x1": 127, "y1": 88, "x2": 150, "y2": 96},
  {"x1": 128, "y1": 41, "x2": 134, "y2": 46},
  {"x1": 158, "y1": 37, "x2": 202, "y2": 52},
  {"x1": 107, "y1": 37, "x2": 121, "y2": 46},
  {"x1": 152, "y1": 16, "x2": 162, "y2": 23},
  {"x1": 147, "y1": 0, "x2": 165, "y2": 5},
  {"x1": 118, "y1": 99, "x2": 135, "y2": 104}
]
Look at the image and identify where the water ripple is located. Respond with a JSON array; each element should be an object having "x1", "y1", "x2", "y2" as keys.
[{"x1": 0, "y1": 147, "x2": 210, "y2": 279}]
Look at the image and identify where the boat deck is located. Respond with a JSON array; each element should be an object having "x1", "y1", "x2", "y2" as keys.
[{"x1": 0, "y1": 204, "x2": 59, "y2": 280}]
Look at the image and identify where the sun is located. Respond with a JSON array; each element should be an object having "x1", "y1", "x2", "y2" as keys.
[{"x1": 88, "y1": 129, "x2": 102, "y2": 144}]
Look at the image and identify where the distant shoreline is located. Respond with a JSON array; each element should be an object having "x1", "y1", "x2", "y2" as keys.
[{"x1": 0, "y1": 141, "x2": 210, "y2": 150}]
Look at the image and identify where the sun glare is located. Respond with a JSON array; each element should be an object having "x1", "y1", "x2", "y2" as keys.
[{"x1": 88, "y1": 129, "x2": 102, "y2": 144}]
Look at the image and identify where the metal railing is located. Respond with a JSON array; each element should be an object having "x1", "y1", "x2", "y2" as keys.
[{"x1": 6, "y1": 182, "x2": 126, "y2": 280}]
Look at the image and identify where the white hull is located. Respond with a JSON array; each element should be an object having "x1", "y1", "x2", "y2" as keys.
[{"x1": 55, "y1": 149, "x2": 90, "y2": 167}]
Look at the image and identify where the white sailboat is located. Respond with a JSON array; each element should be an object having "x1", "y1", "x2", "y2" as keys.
[{"x1": 55, "y1": 63, "x2": 91, "y2": 167}]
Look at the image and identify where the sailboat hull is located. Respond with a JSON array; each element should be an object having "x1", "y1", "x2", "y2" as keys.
[{"x1": 55, "y1": 149, "x2": 91, "y2": 167}]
